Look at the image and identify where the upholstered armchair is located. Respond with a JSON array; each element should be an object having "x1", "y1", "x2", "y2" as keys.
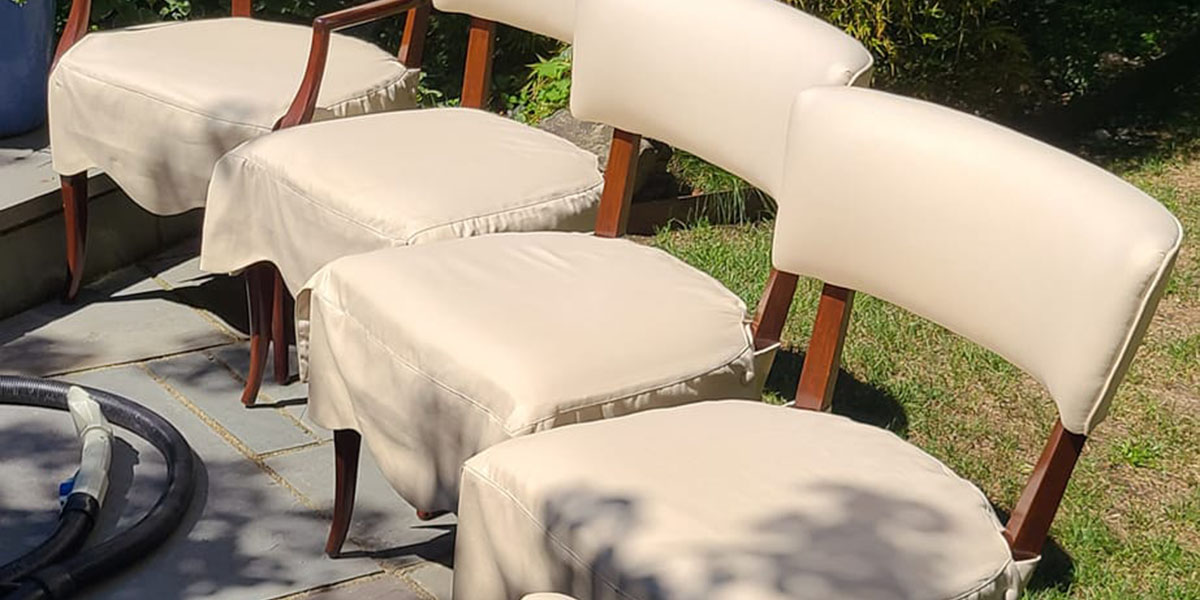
[
  {"x1": 50, "y1": 0, "x2": 431, "y2": 300},
  {"x1": 452, "y1": 86, "x2": 1182, "y2": 599},
  {"x1": 197, "y1": 0, "x2": 609, "y2": 406},
  {"x1": 292, "y1": 0, "x2": 873, "y2": 559}
]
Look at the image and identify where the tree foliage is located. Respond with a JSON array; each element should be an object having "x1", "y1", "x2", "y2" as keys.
[{"x1": 792, "y1": 0, "x2": 1200, "y2": 120}]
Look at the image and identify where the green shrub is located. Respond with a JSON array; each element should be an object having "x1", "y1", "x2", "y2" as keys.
[
  {"x1": 793, "y1": 0, "x2": 1200, "y2": 119},
  {"x1": 502, "y1": 47, "x2": 572, "y2": 124}
]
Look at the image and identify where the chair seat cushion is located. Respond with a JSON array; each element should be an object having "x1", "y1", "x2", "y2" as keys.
[
  {"x1": 455, "y1": 401, "x2": 1037, "y2": 600},
  {"x1": 49, "y1": 18, "x2": 418, "y2": 215},
  {"x1": 200, "y1": 108, "x2": 603, "y2": 292},
  {"x1": 295, "y1": 233, "x2": 767, "y2": 511}
]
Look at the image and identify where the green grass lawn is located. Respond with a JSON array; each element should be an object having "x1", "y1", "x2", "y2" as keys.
[{"x1": 648, "y1": 154, "x2": 1200, "y2": 598}]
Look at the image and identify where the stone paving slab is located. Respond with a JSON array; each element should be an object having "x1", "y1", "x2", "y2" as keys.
[
  {"x1": 402, "y1": 562, "x2": 454, "y2": 600},
  {"x1": 210, "y1": 344, "x2": 310, "y2": 407},
  {"x1": 0, "y1": 267, "x2": 234, "y2": 376},
  {"x1": 0, "y1": 240, "x2": 450, "y2": 600},
  {"x1": 144, "y1": 351, "x2": 319, "y2": 457},
  {"x1": 139, "y1": 250, "x2": 249, "y2": 339},
  {"x1": 56, "y1": 365, "x2": 385, "y2": 600},
  {"x1": 288, "y1": 574, "x2": 427, "y2": 600},
  {"x1": 207, "y1": 343, "x2": 331, "y2": 441},
  {"x1": 266, "y1": 444, "x2": 456, "y2": 569}
]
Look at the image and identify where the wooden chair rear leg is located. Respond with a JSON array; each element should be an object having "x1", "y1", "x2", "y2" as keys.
[
  {"x1": 61, "y1": 173, "x2": 89, "y2": 302},
  {"x1": 272, "y1": 270, "x2": 291, "y2": 385},
  {"x1": 326, "y1": 429, "x2": 362, "y2": 557},
  {"x1": 241, "y1": 265, "x2": 273, "y2": 406}
]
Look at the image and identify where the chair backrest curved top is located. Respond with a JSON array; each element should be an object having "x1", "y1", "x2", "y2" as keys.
[
  {"x1": 775, "y1": 86, "x2": 1182, "y2": 435},
  {"x1": 569, "y1": 0, "x2": 873, "y2": 197},
  {"x1": 433, "y1": 0, "x2": 574, "y2": 42}
]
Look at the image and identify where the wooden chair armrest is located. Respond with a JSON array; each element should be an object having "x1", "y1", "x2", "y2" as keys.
[
  {"x1": 54, "y1": 0, "x2": 93, "y2": 68},
  {"x1": 277, "y1": 0, "x2": 428, "y2": 130}
]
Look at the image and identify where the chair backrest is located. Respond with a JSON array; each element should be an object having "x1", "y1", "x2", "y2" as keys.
[
  {"x1": 570, "y1": 0, "x2": 873, "y2": 197},
  {"x1": 433, "y1": 0, "x2": 574, "y2": 42},
  {"x1": 773, "y1": 86, "x2": 1181, "y2": 437}
]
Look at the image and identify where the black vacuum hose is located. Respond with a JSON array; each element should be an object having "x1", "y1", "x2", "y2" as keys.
[
  {"x1": 0, "y1": 376, "x2": 197, "y2": 600},
  {"x1": 0, "y1": 495, "x2": 99, "y2": 584}
]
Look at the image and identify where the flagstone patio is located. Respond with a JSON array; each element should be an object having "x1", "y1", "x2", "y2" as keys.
[{"x1": 0, "y1": 241, "x2": 454, "y2": 599}]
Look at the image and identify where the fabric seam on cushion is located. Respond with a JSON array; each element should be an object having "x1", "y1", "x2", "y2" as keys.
[
  {"x1": 1082, "y1": 217, "x2": 1184, "y2": 433},
  {"x1": 56, "y1": 54, "x2": 412, "y2": 131},
  {"x1": 309, "y1": 291, "x2": 513, "y2": 431},
  {"x1": 462, "y1": 465, "x2": 643, "y2": 600},
  {"x1": 841, "y1": 415, "x2": 1015, "y2": 599},
  {"x1": 848, "y1": 59, "x2": 875, "y2": 87},
  {"x1": 222, "y1": 152, "x2": 401, "y2": 242},
  {"x1": 317, "y1": 66, "x2": 420, "y2": 111},
  {"x1": 515, "y1": 337, "x2": 754, "y2": 432},
  {"x1": 403, "y1": 179, "x2": 604, "y2": 244},
  {"x1": 947, "y1": 564, "x2": 1014, "y2": 600},
  {"x1": 627, "y1": 239, "x2": 752, "y2": 318},
  {"x1": 309, "y1": 261, "x2": 754, "y2": 437},
  {"x1": 54, "y1": 62, "x2": 275, "y2": 131},
  {"x1": 227, "y1": 146, "x2": 600, "y2": 244}
]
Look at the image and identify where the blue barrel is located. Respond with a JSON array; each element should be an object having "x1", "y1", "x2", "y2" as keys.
[{"x1": 0, "y1": 0, "x2": 56, "y2": 137}]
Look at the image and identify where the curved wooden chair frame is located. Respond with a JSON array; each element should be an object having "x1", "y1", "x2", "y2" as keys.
[{"x1": 749, "y1": 272, "x2": 1085, "y2": 562}]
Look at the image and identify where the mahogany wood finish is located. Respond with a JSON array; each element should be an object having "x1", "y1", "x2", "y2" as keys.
[
  {"x1": 593, "y1": 129, "x2": 642, "y2": 238},
  {"x1": 278, "y1": 0, "x2": 428, "y2": 129},
  {"x1": 231, "y1": 0, "x2": 252, "y2": 17},
  {"x1": 326, "y1": 429, "x2": 362, "y2": 557},
  {"x1": 398, "y1": 3, "x2": 431, "y2": 69},
  {"x1": 1003, "y1": 420, "x2": 1086, "y2": 558},
  {"x1": 53, "y1": 0, "x2": 91, "y2": 67},
  {"x1": 61, "y1": 173, "x2": 89, "y2": 301},
  {"x1": 272, "y1": 273, "x2": 289, "y2": 384},
  {"x1": 460, "y1": 17, "x2": 497, "y2": 110},
  {"x1": 794, "y1": 284, "x2": 854, "y2": 411},
  {"x1": 55, "y1": 0, "x2": 94, "y2": 302},
  {"x1": 241, "y1": 265, "x2": 274, "y2": 406},
  {"x1": 751, "y1": 269, "x2": 799, "y2": 350}
]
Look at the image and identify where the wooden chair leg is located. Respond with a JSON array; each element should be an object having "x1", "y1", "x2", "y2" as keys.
[
  {"x1": 61, "y1": 173, "x2": 89, "y2": 302},
  {"x1": 326, "y1": 429, "x2": 361, "y2": 557},
  {"x1": 240, "y1": 265, "x2": 273, "y2": 407},
  {"x1": 272, "y1": 270, "x2": 290, "y2": 385}
]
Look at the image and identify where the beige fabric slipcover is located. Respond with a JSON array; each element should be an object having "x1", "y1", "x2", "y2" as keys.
[
  {"x1": 774, "y1": 88, "x2": 1183, "y2": 435},
  {"x1": 49, "y1": 18, "x2": 419, "y2": 216},
  {"x1": 296, "y1": 232, "x2": 771, "y2": 512},
  {"x1": 200, "y1": 108, "x2": 602, "y2": 293},
  {"x1": 434, "y1": 0, "x2": 574, "y2": 42},
  {"x1": 455, "y1": 401, "x2": 1039, "y2": 600}
]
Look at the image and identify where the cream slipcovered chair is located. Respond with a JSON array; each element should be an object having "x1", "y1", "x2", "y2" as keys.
[
  {"x1": 296, "y1": 0, "x2": 873, "y2": 557},
  {"x1": 49, "y1": 0, "x2": 431, "y2": 300},
  {"x1": 453, "y1": 87, "x2": 1184, "y2": 599},
  {"x1": 200, "y1": 0, "x2": 601, "y2": 405}
]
